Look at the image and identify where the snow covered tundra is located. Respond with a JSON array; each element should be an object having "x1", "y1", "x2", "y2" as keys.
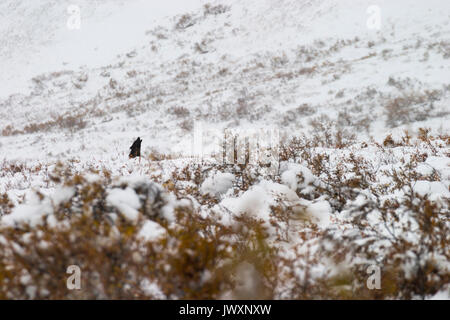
[{"x1": 0, "y1": 0, "x2": 449, "y2": 299}]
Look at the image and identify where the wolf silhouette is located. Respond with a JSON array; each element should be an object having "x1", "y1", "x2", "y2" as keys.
[{"x1": 129, "y1": 137, "x2": 142, "y2": 159}]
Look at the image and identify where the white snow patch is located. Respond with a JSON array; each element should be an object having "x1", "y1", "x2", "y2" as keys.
[
  {"x1": 305, "y1": 200, "x2": 332, "y2": 228},
  {"x1": 428, "y1": 286, "x2": 450, "y2": 300},
  {"x1": 141, "y1": 279, "x2": 166, "y2": 299},
  {"x1": 51, "y1": 186, "x2": 75, "y2": 207},
  {"x1": 106, "y1": 187, "x2": 141, "y2": 223},
  {"x1": 220, "y1": 180, "x2": 302, "y2": 228},
  {"x1": 2, "y1": 203, "x2": 52, "y2": 227},
  {"x1": 281, "y1": 163, "x2": 316, "y2": 191},
  {"x1": 138, "y1": 220, "x2": 167, "y2": 242},
  {"x1": 201, "y1": 172, "x2": 235, "y2": 197},
  {"x1": 413, "y1": 181, "x2": 450, "y2": 201}
]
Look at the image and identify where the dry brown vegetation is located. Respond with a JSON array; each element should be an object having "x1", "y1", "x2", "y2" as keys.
[
  {"x1": 0, "y1": 167, "x2": 275, "y2": 299},
  {"x1": 203, "y1": 4, "x2": 230, "y2": 16},
  {"x1": 2, "y1": 112, "x2": 87, "y2": 136},
  {"x1": 175, "y1": 14, "x2": 196, "y2": 30},
  {"x1": 1, "y1": 130, "x2": 448, "y2": 299}
]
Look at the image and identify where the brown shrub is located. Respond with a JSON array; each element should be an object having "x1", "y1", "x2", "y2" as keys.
[
  {"x1": 203, "y1": 4, "x2": 230, "y2": 16},
  {"x1": 2, "y1": 112, "x2": 87, "y2": 136},
  {"x1": 168, "y1": 106, "x2": 190, "y2": 118},
  {"x1": 0, "y1": 168, "x2": 276, "y2": 299},
  {"x1": 1, "y1": 132, "x2": 448, "y2": 300},
  {"x1": 385, "y1": 91, "x2": 442, "y2": 128},
  {"x1": 175, "y1": 14, "x2": 196, "y2": 30}
]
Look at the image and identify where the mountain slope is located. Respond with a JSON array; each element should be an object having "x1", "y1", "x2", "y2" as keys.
[
  {"x1": 0, "y1": 0, "x2": 210, "y2": 97},
  {"x1": 1, "y1": 0, "x2": 449, "y2": 165},
  {"x1": 0, "y1": 0, "x2": 449, "y2": 300},
  {"x1": 0, "y1": 0, "x2": 449, "y2": 198}
]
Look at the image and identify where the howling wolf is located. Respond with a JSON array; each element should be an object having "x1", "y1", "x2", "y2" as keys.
[{"x1": 129, "y1": 137, "x2": 142, "y2": 159}]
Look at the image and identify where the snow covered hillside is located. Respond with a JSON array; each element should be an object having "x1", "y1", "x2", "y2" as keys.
[
  {"x1": 1, "y1": 0, "x2": 449, "y2": 161},
  {"x1": 0, "y1": 0, "x2": 449, "y2": 300},
  {"x1": 0, "y1": 0, "x2": 211, "y2": 97}
]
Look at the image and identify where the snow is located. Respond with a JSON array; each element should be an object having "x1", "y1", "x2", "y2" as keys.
[
  {"x1": 305, "y1": 200, "x2": 331, "y2": 228},
  {"x1": 1, "y1": 186, "x2": 75, "y2": 226},
  {"x1": 426, "y1": 156, "x2": 450, "y2": 180},
  {"x1": 200, "y1": 171, "x2": 235, "y2": 197},
  {"x1": 106, "y1": 187, "x2": 141, "y2": 223},
  {"x1": 413, "y1": 181, "x2": 450, "y2": 201},
  {"x1": 428, "y1": 286, "x2": 450, "y2": 300},
  {"x1": 281, "y1": 163, "x2": 317, "y2": 191},
  {"x1": 51, "y1": 186, "x2": 75, "y2": 206},
  {"x1": 0, "y1": 0, "x2": 449, "y2": 300},
  {"x1": 224, "y1": 261, "x2": 265, "y2": 299},
  {"x1": 0, "y1": 0, "x2": 210, "y2": 98},
  {"x1": 218, "y1": 178, "x2": 333, "y2": 232},
  {"x1": 138, "y1": 220, "x2": 167, "y2": 242},
  {"x1": 141, "y1": 278, "x2": 166, "y2": 299},
  {"x1": 220, "y1": 180, "x2": 297, "y2": 222},
  {"x1": 2, "y1": 203, "x2": 51, "y2": 228},
  {"x1": 0, "y1": 0, "x2": 448, "y2": 164}
]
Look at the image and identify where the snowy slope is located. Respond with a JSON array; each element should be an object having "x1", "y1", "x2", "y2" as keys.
[
  {"x1": 0, "y1": 0, "x2": 449, "y2": 300},
  {"x1": 0, "y1": 0, "x2": 449, "y2": 186},
  {"x1": 0, "y1": 0, "x2": 210, "y2": 97}
]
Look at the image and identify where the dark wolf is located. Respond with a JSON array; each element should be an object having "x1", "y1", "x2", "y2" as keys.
[{"x1": 129, "y1": 137, "x2": 142, "y2": 159}]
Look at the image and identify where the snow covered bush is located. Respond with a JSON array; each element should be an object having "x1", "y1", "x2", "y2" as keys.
[
  {"x1": 0, "y1": 130, "x2": 448, "y2": 299},
  {"x1": 200, "y1": 171, "x2": 234, "y2": 197},
  {"x1": 175, "y1": 14, "x2": 196, "y2": 30},
  {"x1": 0, "y1": 194, "x2": 13, "y2": 216},
  {"x1": 203, "y1": 4, "x2": 230, "y2": 16},
  {"x1": 0, "y1": 166, "x2": 275, "y2": 299}
]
